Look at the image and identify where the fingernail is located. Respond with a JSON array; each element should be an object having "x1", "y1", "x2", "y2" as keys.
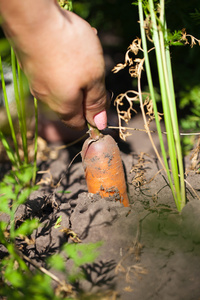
[{"x1": 94, "y1": 110, "x2": 107, "y2": 130}]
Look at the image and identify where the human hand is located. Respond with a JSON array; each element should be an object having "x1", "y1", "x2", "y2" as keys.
[{"x1": 1, "y1": 1, "x2": 108, "y2": 130}]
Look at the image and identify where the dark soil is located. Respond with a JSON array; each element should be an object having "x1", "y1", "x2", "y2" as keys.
[
  {"x1": 2, "y1": 114, "x2": 200, "y2": 300},
  {"x1": 1, "y1": 37, "x2": 200, "y2": 298}
]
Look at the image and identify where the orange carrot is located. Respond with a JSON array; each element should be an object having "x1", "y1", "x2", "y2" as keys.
[{"x1": 81, "y1": 126, "x2": 129, "y2": 207}]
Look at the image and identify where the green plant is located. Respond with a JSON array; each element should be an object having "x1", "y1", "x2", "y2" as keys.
[
  {"x1": 138, "y1": 0, "x2": 186, "y2": 211},
  {"x1": 0, "y1": 47, "x2": 38, "y2": 184},
  {"x1": 48, "y1": 241, "x2": 103, "y2": 284},
  {"x1": 0, "y1": 166, "x2": 46, "y2": 299},
  {"x1": 0, "y1": 166, "x2": 103, "y2": 299},
  {"x1": 179, "y1": 85, "x2": 200, "y2": 154},
  {"x1": 112, "y1": 0, "x2": 200, "y2": 211}
]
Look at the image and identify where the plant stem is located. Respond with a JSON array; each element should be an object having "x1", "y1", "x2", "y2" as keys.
[
  {"x1": 0, "y1": 54, "x2": 20, "y2": 166},
  {"x1": 17, "y1": 59, "x2": 28, "y2": 164},
  {"x1": 0, "y1": 131, "x2": 17, "y2": 166},
  {"x1": 162, "y1": 15, "x2": 186, "y2": 209},
  {"x1": 138, "y1": 0, "x2": 186, "y2": 210},
  {"x1": 11, "y1": 48, "x2": 29, "y2": 164},
  {"x1": 149, "y1": 0, "x2": 185, "y2": 210},
  {"x1": 87, "y1": 123, "x2": 102, "y2": 140},
  {"x1": 138, "y1": 0, "x2": 176, "y2": 198},
  {"x1": 32, "y1": 97, "x2": 38, "y2": 185},
  {"x1": 149, "y1": 0, "x2": 180, "y2": 203}
]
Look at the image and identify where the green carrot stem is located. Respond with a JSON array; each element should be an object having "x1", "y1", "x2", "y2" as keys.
[
  {"x1": 87, "y1": 123, "x2": 102, "y2": 140},
  {"x1": 148, "y1": 0, "x2": 185, "y2": 210},
  {"x1": 138, "y1": 0, "x2": 176, "y2": 199}
]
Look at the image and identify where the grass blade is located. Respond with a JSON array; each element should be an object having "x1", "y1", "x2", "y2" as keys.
[
  {"x1": 17, "y1": 60, "x2": 28, "y2": 164},
  {"x1": 11, "y1": 48, "x2": 29, "y2": 164},
  {"x1": 32, "y1": 97, "x2": 38, "y2": 185},
  {"x1": 0, "y1": 54, "x2": 21, "y2": 166},
  {"x1": 0, "y1": 131, "x2": 17, "y2": 167}
]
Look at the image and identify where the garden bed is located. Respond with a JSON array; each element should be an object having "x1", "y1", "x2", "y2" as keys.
[{"x1": 1, "y1": 114, "x2": 199, "y2": 299}]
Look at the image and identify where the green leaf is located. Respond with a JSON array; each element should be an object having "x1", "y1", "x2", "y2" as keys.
[
  {"x1": 2, "y1": 173, "x2": 17, "y2": 185},
  {"x1": 25, "y1": 272, "x2": 55, "y2": 297},
  {"x1": 191, "y1": 107, "x2": 200, "y2": 117},
  {"x1": 54, "y1": 216, "x2": 62, "y2": 228},
  {"x1": 0, "y1": 194, "x2": 13, "y2": 214},
  {"x1": 14, "y1": 218, "x2": 39, "y2": 237},
  {"x1": 68, "y1": 269, "x2": 85, "y2": 283},
  {"x1": 169, "y1": 41, "x2": 184, "y2": 46},
  {"x1": 17, "y1": 185, "x2": 39, "y2": 205},
  {"x1": 0, "y1": 221, "x2": 8, "y2": 232},
  {"x1": 57, "y1": 190, "x2": 71, "y2": 194},
  {"x1": 0, "y1": 38, "x2": 10, "y2": 55},
  {"x1": 0, "y1": 131, "x2": 18, "y2": 167},
  {"x1": 190, "y1": 8, "x2": 200, "y2": 25},
  {"x1": 15, "y1": 164, "x2": 35, "y2": 184},
  {"x1": 0, "y1": 221, "x2": 8, "y2": 244},
  {"x1": 6, "y1": 269, "x2": 24, "y2": 288},
  {"x1": 4, "y1": 258, "x2": 24, "y2": 288},
  {"x1": 63, "y1": 241, "x2": 103, "y2": 267},
  {"x1": 47, "y1": 253, "x2": 66, "y2": 272}
]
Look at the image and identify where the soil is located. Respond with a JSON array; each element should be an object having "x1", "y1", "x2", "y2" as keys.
[
  {"x1": 1, "y1": 113, "x2": 200, "y2": 300},
  {"x1": 1, "y1": 39, "x2": 200, "y2": 299}
]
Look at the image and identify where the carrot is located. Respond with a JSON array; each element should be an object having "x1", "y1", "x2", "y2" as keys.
[{"x1": 81, "y1": 126, "x2": 129, "y2": 207}]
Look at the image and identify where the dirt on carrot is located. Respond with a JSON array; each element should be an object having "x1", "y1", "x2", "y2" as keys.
[{"x1": 81, "y1": 132, "x2": 129, "y2": 207}]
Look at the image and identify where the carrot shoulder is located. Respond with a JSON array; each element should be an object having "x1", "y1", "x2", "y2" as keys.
[{"x1": 81, "y1": 131, "x2": 129, "y2": 207}]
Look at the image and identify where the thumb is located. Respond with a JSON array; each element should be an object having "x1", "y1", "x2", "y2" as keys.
[
  {"x1": 93, "y1": 110, "x2": 107, "y2": 130},
  {"x1": 85, "y1": 87, "x2": 109, "y2": 130}
]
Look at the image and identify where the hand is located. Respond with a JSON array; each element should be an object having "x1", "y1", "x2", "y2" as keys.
[{"x1": 1, "y1": 2, "x2": 108, "y2": 130}]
